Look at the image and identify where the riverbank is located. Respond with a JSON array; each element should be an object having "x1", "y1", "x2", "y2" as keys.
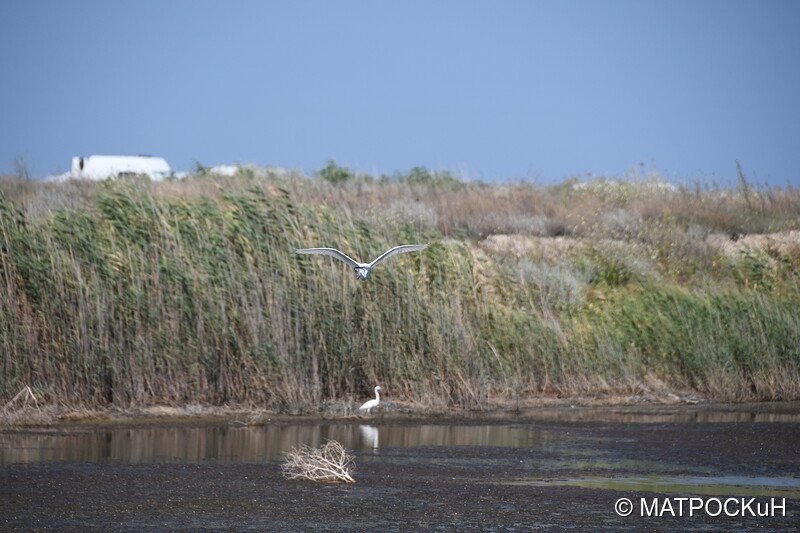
[{"x1": 4, "y1": 393, "x2": 798, "y2": 431}]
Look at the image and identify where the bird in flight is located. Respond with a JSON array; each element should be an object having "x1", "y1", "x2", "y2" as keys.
[{"x1": 295, "y1": 244, "x2": 428, "y2": 280}]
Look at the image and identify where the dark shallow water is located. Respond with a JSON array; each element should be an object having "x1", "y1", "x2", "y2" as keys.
[{"x1": 2, "y1": 403, "x2": 799, "y2": 531}]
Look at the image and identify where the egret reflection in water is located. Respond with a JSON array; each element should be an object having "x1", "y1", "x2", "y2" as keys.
[{"x1": 360, "y1": 425, "x2": 379, "y2": 450}]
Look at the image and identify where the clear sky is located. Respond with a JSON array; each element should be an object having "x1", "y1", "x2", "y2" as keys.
[{"x1": 1, "y1": 0, "x2": 799, "y2": 185}]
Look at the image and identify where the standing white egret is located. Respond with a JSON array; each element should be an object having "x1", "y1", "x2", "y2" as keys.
[
  {"x1": 358, "y1": 386, "x2": 382, "y2": 414},
  {"x1": 295, "y1": 244, "x2": 428, "y2": 280}
]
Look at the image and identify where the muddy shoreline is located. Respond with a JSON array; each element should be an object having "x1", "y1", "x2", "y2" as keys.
[
  {"x1": 0, "y1": 392, "x2": 767, "y2": 430},
  {"x1": 2, "y1": 403, "x2": 799, "y2": 531}
]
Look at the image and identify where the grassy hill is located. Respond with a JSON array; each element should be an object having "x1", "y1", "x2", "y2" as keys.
[{"x1": 2, "y1": 165, "x2": 799, "y2": 413}]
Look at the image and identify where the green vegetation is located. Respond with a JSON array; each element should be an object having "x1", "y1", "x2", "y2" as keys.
[
  {"x1": 1, "y1": 167, "x2": 799, "y2": 412},
  {"x1": 317, "y1": 160, "x2": 356, "y2": 184}
]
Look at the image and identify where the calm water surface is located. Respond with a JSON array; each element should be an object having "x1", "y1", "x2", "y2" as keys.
[
  {"x1": 0, "y1": 423, "x2": 536, "y2": 464},
  {"x1": 3, "y1": 402, "x2": 800, "y2": 465}
]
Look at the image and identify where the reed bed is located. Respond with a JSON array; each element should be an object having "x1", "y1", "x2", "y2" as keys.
[{"x1": 1, "y1": 169, "x2": 799, "y2": 412}]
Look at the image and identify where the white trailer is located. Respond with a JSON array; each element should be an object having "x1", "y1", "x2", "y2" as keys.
[{"x1": 69, "y1": 155, "x2": 172, "y2": 181}]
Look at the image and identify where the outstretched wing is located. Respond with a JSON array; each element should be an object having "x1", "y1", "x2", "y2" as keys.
[
  {"x1": 368, "y1": 244, "x2": 428, "y2": 268},
  {"x1": 295, "y1": 247, "x2": 361, "y2": 269}
]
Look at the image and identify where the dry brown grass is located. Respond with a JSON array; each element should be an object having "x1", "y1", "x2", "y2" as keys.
[
  {"x1": 4, "y1": 170, "x2": 799, "y2": 240},
  {"x1": 707, "y1": 230, "x2": 800, "y2": 259},
  {"x1": 0, "y1": 405, "x2": 63, "y2": 427}
]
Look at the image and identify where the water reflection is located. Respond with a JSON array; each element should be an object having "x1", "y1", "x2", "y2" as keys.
[
  {"x1": 2, "y1": 402, "x2": 798, "y2": 466},
  {"x1": 360, "y1": 425, "x2": 379, "y2": 450},
  {"x1": 0, "y1": 423, "x2": 533, "y2": 465},
  {"x1": 508, "y1": 475, "x2": 800, "y2": 498},
  {"x1": 510, "y1": 403, "x2": 800, "y2": 424}
]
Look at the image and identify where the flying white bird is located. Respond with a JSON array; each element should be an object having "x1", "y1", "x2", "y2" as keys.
[
  {"x1": 295, "y1": 244, "x2": 428, "y2": 280},
  {"x1": 358, "y1": 386, "x2": 382, "y2": 414}
]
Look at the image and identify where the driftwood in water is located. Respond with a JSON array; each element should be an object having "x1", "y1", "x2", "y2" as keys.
[{"x1": 281, "y1": 440, "x2": 356, "y2": 483}]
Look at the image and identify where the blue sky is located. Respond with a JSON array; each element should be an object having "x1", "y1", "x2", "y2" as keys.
[{"x1": 1, "y1": 0, "x2": 799, "y2": 185}]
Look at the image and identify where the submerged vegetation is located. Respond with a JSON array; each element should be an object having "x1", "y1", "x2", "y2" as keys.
[{"x1": 1, "y1": 165, "x2": 799, "y2": 413}]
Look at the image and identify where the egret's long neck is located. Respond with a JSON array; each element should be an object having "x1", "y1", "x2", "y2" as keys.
[{"x1": 375, "y1": 388, "x2": 381, "y2": 402}]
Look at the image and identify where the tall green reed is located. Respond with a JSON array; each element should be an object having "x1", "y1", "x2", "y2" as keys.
[{"x1": 1, "y1": 176, "x2": 799, "y2": 411}]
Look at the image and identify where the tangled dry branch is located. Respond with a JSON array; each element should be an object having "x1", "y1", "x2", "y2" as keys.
[
  {"x1": 281, "y1": 440, "x2": 356, "y2": 483},
  {"x1": 3, "y1": 386, "x2": 39, "y2": 412}
]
